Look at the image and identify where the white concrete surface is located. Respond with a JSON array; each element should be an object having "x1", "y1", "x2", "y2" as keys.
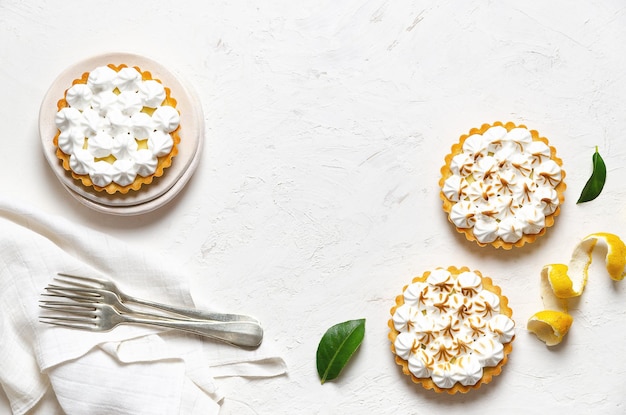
[{"x1": 1, "y1": 1, "x2": 626, "y2": 413}]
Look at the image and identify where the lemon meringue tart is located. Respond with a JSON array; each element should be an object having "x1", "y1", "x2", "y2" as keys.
[
  {"x1": 389, "y1": 266, "x2": 515, "y2": 394},
  {"x1": 439, "y1": 121, "x2": 565, "y2": 249},
  {"x1": 53, "y1": 64, "x2": 181, "y2": 194}
]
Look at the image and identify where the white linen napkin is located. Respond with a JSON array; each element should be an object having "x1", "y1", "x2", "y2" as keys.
[{"x1": 0, "y1": 196, "x2": 286, "y2": 415}]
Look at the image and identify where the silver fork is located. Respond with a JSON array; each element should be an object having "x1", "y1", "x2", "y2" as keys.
[
  {"x1": 54, "y1": 273, "x2": 260, "y2": 324},
  {"x1": 43, "y1": 285, "x2": 190, "y2": 321},
  {"x1": 39, "y1": 300, "x2": 264, "y2": 348}
]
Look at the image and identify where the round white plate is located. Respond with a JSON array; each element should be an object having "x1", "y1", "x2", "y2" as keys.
[{"x1": 39, "y1": 52, "x2": 204, "y2": 215}]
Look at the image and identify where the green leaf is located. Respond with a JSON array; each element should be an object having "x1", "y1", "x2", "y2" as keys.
[
  {"x1": 316, "y1": 319, "x2": 365, "y2": 384},
  {"x1": 577, "y1": 146, "x2": 606, "y2": 204}
]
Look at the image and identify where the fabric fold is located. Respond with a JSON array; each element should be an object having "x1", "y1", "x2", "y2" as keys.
[{"x1": 0, "y1": 196, "x2": 285, "y2": 415}]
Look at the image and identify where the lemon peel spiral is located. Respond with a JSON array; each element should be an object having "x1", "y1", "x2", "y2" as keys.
[{"x1": 528, "y1": 233, "x2": 626, "y2": 346}]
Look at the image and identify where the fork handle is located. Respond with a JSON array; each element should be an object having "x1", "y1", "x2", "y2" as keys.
[
  {"x1": 124, "y1": 296, "x2": 260, "y2": 324},
  {"x1": 123, "y1": 316, "x2": 264, "y2": 348}
]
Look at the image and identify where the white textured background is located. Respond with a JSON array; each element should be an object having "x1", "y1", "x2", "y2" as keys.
[{"x1": 2, "y1": 1, "x2": 626, "y2": 413}]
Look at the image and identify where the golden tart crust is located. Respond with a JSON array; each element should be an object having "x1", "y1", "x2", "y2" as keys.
[
  {"x1": 439, "y1": 121, "x2": 566, "y2": 249},
  {"x1": 53, "y1": 64, "x2": 180, "y2": 194},
  {"x1": 388, "y1": 266, "x2": 514, "y2": 394}
]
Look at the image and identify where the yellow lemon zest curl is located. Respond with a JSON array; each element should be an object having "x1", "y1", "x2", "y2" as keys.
[{"x1": 528, "y1": 233, "x2": 626, "y2": 346}]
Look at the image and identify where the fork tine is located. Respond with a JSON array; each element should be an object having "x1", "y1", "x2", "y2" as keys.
[
  {"x1": 53, "y1": 275, "x2": 98, "y2": 289},
  {"x1": 41, "y1": 292, "x2": 99, "y2": 303},
  {"x1": 53, "y1": 278, "x2": 94, "y2": 289},
  {"x1": 39, "y1": 299, "x2": 96, "y2": 308},
  {"x1": 39, "y1": 317, "x2": 97, "y2": 330},
  {"x1": 45, "y1": 285, "x2": 101, "y2": 297},
  {"x1": 40, "y1": 314, "x2": 95, "y2": 324},
  {"x1": 56, "y1": 273, "x2": 107, "y2": 288},
  {"x1": 39, "y1": 307, "x2": 95, "y2": 319},
  {"x1": 39, "y1": 301, "x2": 98, "y2": 317}
]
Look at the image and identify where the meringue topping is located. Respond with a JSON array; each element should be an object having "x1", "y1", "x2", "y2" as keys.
[
  {"x1": 392, "y1": 269, "x2": 515, "y2": 389},
  {"x1": 55, "y1": 65, "x2": 179, "y2": 188},
  {"x1": 442, "y1": 125, "x2": 562, "y2": 244}
]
